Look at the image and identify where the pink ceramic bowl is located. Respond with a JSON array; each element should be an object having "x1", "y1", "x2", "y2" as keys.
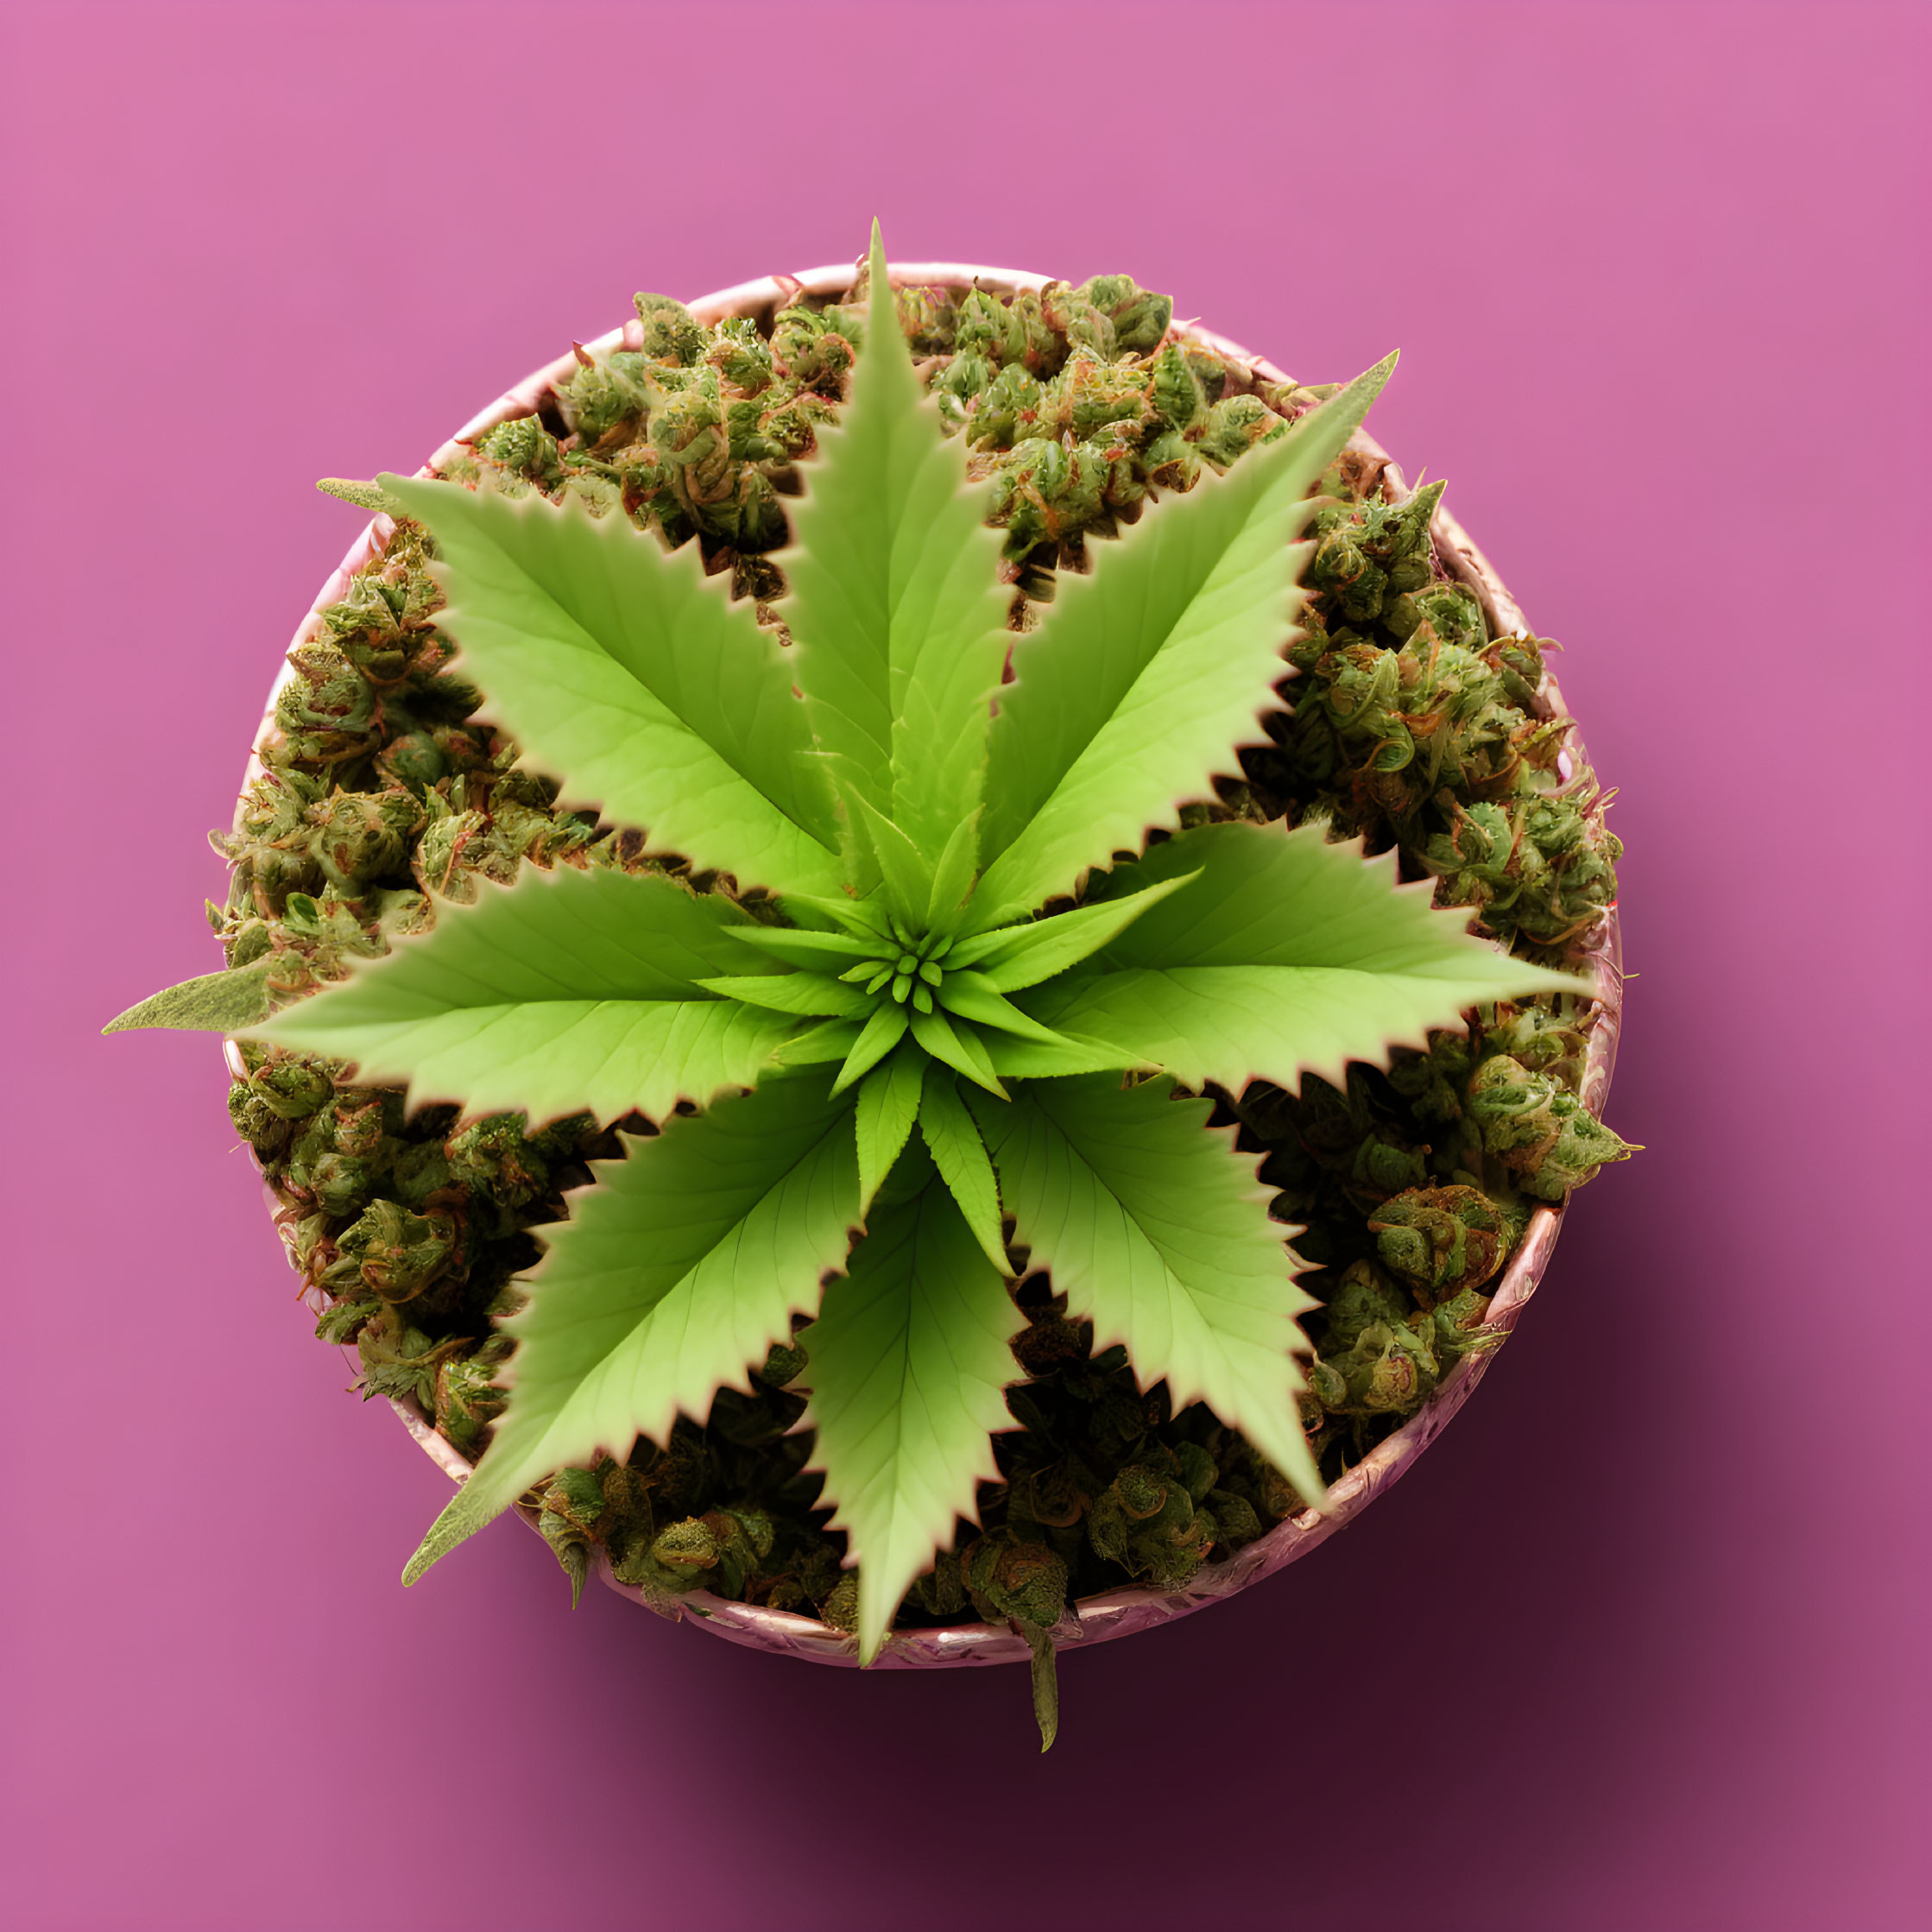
[{"x1": 230, "y1": 261, "x2": 1624, "y2": 1670}]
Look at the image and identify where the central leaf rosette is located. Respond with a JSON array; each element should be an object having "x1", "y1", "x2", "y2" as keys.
[{"x1": 146, "y1": 225, "x2": 1588, "y2": 1659}]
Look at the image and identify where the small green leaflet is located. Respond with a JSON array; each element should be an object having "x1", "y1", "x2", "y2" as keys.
[
  {"x1": 1022, "y1": 821, "x2": 1589, "y2": 1093},
  {"x1": 104, "y1": 957, "x2": 274, "y2": 1033},
  {"x1": 973, "y1": 1074, "x2": 1324, "y2": 1506},
  {"x1": 948, "y1": 870, "x2": 1197, "y2": 990},
  {"x1": 248, "y1": 865, "x2": 795, "y2": 1126},
  {"x1": 855, "y1": 1044, "x2": 925, "y2": 1213},
  {"x1": 802, "y1": 1178, "x2": 1022, "y2": 1660},
  {"x1": 916, "y1": 1066, "x2": 1008, "y2": 1273},
  {"x1": 404, "y1": 1071, "x2": 861, "y2": 1582}
]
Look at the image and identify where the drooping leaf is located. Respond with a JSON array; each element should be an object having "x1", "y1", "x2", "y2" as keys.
[
  {"x1": 973, "y1": 357, "x2": 1396, "y2": 923},
  {"x1": 403, "y1": 1071, "x2": 860, "y2": 1582},
  {"x1": 855, "y1": 1043, "x2": 925, "y2": 1212},
  {"x1": 1024, "y1": 820, "x2": 1590, "y2": 1093},
  {"x1": 249, "y1": 865, "x2": 792, "y2": 1126},
  {"x1": 775, "y1": 224, "x2": 1010, "y2": 858},
  {"x1": 379, "y1": 471, "x2": 841, "y2": 896},
  {"x1": 917, "y1": 1067, "x2": 1009, "y2": 1273},
  {"x1": 948, "y1": 870, "x2": 1197, "y2": 990},
  {"x1": 971, "y1": 1074, "x2": 1323, "y2": 1506},
  {"x1": 104, "y1": 957, "x2": 274, "y2": 1034},
  {"x1": 803, "y1": 1178, "x2": 1022, "y2": 1659}
]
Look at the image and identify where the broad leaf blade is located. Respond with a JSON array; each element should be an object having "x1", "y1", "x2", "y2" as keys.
[
  {"x1": 972, "y1": 1074, "x2": 1323, "y2": 1506},
  {"x1": 803, "y1": 1178, "x2": 1021, "y2": 1659},
  {"x1": 404, "y1": 1072, "x2": 860, "y2": 1582},
  {"x1": 1026, "y1": 820, "x2": 1588, "y2": 1092},
  {"x1": 918, "y1": 1067, "x2": 1010, "y2": 1273},
  {"x1": 380, "y1": 472, "x2": 841, "y2": 896},
  {"x1": 250, "y1": 865, "x2": 792, "y2": 1126},
  {"x1": 774, "y1": 225, "x2": 1010, "y2": 856},
  {"x1": 104, "y1": 958, "x2": 274, "y2": 1033},
  {"x1": 975, "y1": 357, "x2": 1395, "y2": 920}
]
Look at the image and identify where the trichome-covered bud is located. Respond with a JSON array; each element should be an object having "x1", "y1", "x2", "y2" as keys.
[
  {"x1": 559, "y1": 349, "x2": 659, "y2": 445},
  {"x1": 986, "y1": 437, "x2": 1106, "y2": 556},
  {"x1": 1367, "y1": 1185, "x2": 1513, "y2": 1295},
  {"x1": 816, "y1": 1570, "x2": 862, "y2": 1632},
  {"x1": 1195, "y1": 394, "x2": 1289, "y2": 469},
  {"x1": 963, "y1": 363, "x2": 1045, "y2": 450},
  {"x1": 1427, "y1": 1285, "x2": 1506, "y2": 1362},
  {"x1": 1387, "y1": 1029, "x2": 1477, "y2": 1127},
  {"x1": 309, "y1": 788, "x2": 420, "y2": 894},
  {"x1": 324, "y1": 1197, "x2": 456, "y2": 1304},
  {"x1": 963, "y1": 1530, "x2": 1069, "y2": 1632},
  {"x1": 630, "y1": 293, "x2": 706, "y2": 367},
  {"x1": 1466, "y1": 1056, "x2": 1636, "y2": 1201},
  {"x1": 273, "y1": 642, "x2": 380, "y2": 766},
  {"x1": 1481, "y1": 1002, "x2": 1590, "y2": 1086},
  {"x1": 475, "y1": 414, "x2": 564, "y2": 485},
  {"x1": 1074, "y1": 272, "x2": 1173, "y2": 353},
  {"x1": 444, "y1": 1113, "x2": 553, "y2": 1210},
  {"x1": 1039, "y1": 280, "x2": 1118, "y2": 358},
  {"x1": 704, "y1": 315, "x2": 777, "y2": 393},
  {"x1": 249, "y1": 1050, "x2": 334, "y2": 1121},
  {"x1": 1083, "y1": 1450, "x2": 1216, "y2": 1587},
  {"x1": 537, "y1": 1464, "x2": 609, "y2": 1607},
  {"x1": 769, "y1": 306, "x2": 856, "y2": 391},
  {"x1": 434, "y1": 1337, "x2": 510, "y2": 1459},
  {"x1": 1314, "y1": 1259, "x2": 1441, "y2": 1419},
  {"x1": 1148, "y1": 341, "x2": 1206, "y2": 431},
  {"x1": 1050, "y1": 346, "x2": 1156, "y2": 442},
  {"x1": 353, "y1": 1307, "x2": 464, "y2": 1409},
  {"x1": 227, "y1": 1081, "x2": 292, "y2": 1158}
]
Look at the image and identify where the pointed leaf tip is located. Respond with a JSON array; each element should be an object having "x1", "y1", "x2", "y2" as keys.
[
  {"x1": 317, "y1": 477, "x2": 402, "y2": 514},
  {"x1": 104, "y1": 960, "x2": 273, "y2": 1035}
]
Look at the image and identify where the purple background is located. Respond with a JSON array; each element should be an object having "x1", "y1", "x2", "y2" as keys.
[{"x1": 4, "y1": 4, "x2": 1925, "y2": 1927}]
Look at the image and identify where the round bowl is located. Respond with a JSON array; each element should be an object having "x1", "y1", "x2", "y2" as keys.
[{"x1": 230, "y1": 260, "x2": 1623, "y2": 1669}]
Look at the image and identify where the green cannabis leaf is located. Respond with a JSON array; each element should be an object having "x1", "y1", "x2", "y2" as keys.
[{"x1": 117, "y1": 222, "x2": 1590, "y2": 1659}]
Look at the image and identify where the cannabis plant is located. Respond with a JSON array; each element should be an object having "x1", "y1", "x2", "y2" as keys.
[{"x1": 117, "y1": 230, "x2": 1588, "y2": 1662}]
